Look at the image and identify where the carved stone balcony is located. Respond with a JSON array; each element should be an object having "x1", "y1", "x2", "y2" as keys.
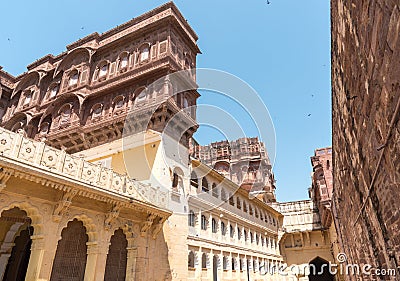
[{"x1": 0, "y1": 127, "x2": 168, "y2": 209}]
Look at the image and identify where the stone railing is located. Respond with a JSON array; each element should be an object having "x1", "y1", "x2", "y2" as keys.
[{"x1": 0, "y1": 127, "x2": 168, "y2": 209}]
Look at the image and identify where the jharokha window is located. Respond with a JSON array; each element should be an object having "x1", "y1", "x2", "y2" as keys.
[
  {"x1": 59, "y1": 104, "x2": 72, "y2": 125},
  {"x1": 23, "y1": 91, "x2": 32, "y2": 106},
  {"x1": 120, "y1": 54, "x2": 129, "y2": 69},
  {"x1": 91, "y1": 104, "x2": 103, "y2": 119},
  {"x1": 39, "y1": 122, "x2": 50, "y2": 135},
  {"x1": 140, "y1": 46, "x2": 150, "y2": 62},
  {"x1": 49, "y1": 84, "x2": 59, "y2": 99},
  {"x1": 68, "y1": 71, "x2": 79, "y2": 86},
  {"x1": 98, "y1": 63, "x2": 108, "y2": 79}
]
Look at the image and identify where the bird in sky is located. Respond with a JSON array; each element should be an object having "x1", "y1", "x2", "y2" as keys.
[{"x1": 307, "y1": 114, "x2": 312, "y2": 117}]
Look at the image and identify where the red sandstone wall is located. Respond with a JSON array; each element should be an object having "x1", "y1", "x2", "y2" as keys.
[{"x1": 331, "y1": 0, "x2": 400, "y2": 279}]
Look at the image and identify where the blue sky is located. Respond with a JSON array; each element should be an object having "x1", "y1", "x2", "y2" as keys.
[{"x1": 0, "y1": 0, "x2": 331, "y2": 202}]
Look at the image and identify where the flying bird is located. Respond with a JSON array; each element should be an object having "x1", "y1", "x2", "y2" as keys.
[
  {"x1": 307, "y1": 114, "x2": 312, "y2": 117},
  {"x1": 266, "y1": 0, "x2": 271, "y2": 4}
]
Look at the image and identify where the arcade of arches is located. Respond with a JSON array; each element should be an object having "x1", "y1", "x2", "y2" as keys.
[{"x1": 0, "y1": 208, "x2": 136, "y2": 281}]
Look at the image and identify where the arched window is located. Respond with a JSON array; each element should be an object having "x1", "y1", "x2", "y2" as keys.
[
  {"x1": 140, "y1": 45, "x2": 149, "y2": 62},
  {"x1": 68, "y1": 70, "x2": 79, "y2": 86},
  {"x1": 39, "y1": 122, "x2": 50, "y2": 135},
  {"x1": 202, "y1": 253, "x2": 207, "y2": 268},
  {"x1": 253, "y1": 260, "x2": 257, "y2": 272},
  {"x1": 221, "y1": 188, "x2": 227, "y2": 201},
  {"x1": 188, "y1": 210, "x2": 195, "y2": 227},
  {"x1": 183, "y1": 97, "x2": 189, "y2": 108},
  {"x1": 229, "y1": 194, "x2": 234, "y2": 206},
  {"x1": 244, "y1": 230, "x2": 247, "y2": 241},
  {"x1": 249, "y1": 205, "x2": 253, "y2": 215},
  {"x1": 221, "y1": 221, "x2": 226, "y2": 236},
  {"x1": 223, "y1": 256, "x2": 228, "y2": 270},
  {"x1": 91, "y1": 103, "x2": 103, "y2": 120},
  {"x1": 243, "y1": 202, "x2": 248, "y2": 213},
  {"x1": 201, "y1": 215, "x2": 207, "y2": 230},
  {"x1": 172, "y1": 173, "x2": 179, "y2": 190},
  {"x1": 237, "y1": 198, "x2": 241, "y2": 210},
  {"x1": 99, "y1": 63, "x2": 108, "y2": 78},
  {"x1": 49, "y1": 84, "x2": 59, "y2": 99},
  {"x1": 23, "y1": 91, "x2": 32, "y2": 106},
  {"x1": 50, "y1": 219, "x2": 88, "y2": 280},
  {"x1": 211, "y1": 218, "x2": 217, "y2": 233},
  {"x1": 240, "y1": 259, "x2": 244, "y2": 271},
  {"x1": 120, "y1": 54, "x2": 129, "y2": 69},
  {"x1": 202, "y1": 177, "x2": 209, "y2": 193},
  {"x1": 188, "y1": 251, "x2": 195, "y2": 268},
  {"x1": 211, "y1": 183, "x2": 218, "y2": 197},
  {"x1": 232, "y1": 258, "x2": 236, "y2": 271},
  {"x1": 250, "y1": 232, "x2": 253, "y2": 243},
  {"x1": 113, "y1": 95, "x2": 125, "y2": 112},
  {"x1": 237, "y1": 227, "x2": 241, "y2": 240},
  {"x1": 230, "y1": 225, "x2": 234, "y2": 238},
  {"x1": 104, "y1": 229, "x2": 127, "y2": 281},
  {"x1": 190, "y1": 171, "x2": 198, "y2": 188},
  {"x1": 255, "y1": 208, "x2": 259, "y2": 218}
]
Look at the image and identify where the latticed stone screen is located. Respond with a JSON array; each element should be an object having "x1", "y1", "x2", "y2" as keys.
[
  {"x1": 50, "y1": 219, "x2": 88, "y2": 281},
  {"x1": 104, "y1": 229, "x2": 128, "y2": 281}
]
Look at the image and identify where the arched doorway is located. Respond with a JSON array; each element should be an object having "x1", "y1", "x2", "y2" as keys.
[
  {"x1": 50, "y1": 219, "x2": 88, "y2": 281},
  {"x1": 212, "y1": 255, "x2": 218, "y2": 281},
  {"x1": 308, "y1": 257, "x2": 334, "y2": 281},
  {"x1": 0, "y1": 207, "x2": 33, "y2": 281},
  {"x1": 104, "y1": 229, "x2": 128, "y2": 281}
]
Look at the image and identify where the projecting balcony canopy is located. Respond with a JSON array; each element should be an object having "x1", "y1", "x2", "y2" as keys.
[{"x1": 0, "y1": 127, "x2": 170, "y2": 214}]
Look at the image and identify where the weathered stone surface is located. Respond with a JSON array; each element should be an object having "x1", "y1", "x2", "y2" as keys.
[{"x1": 331, "y1": 0, "x2": 400, "y2": 279}]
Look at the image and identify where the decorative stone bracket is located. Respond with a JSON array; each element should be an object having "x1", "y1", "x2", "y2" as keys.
[
  {"x1": 152, "y1": 217, "x2": 167, "y2": 239},
  {"x1": 52, "y1": 189, "x2": 77, "y2": 222},
  {"x1": 104, "y1": 204, "x2": 121, "y2": 230},
  {"x1": 140, "y1": 214, "x2": 157, "y2": 237},
  {"x1": 0, "y1": 168, "x2": 12, "y2": 193}
]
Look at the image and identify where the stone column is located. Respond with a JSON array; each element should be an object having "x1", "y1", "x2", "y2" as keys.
[
  {"x1": 234, "y1": 222, "x2": 238, "y2": 243},
  {"x1": 83, "y1": 241, "x2": 98, "y2": 281},
  {"x1": 0, "y1": 252, "x2": 12, "y2": 280},
  {"x1": 93, "y1": 239, "x2": 111, "y2": 281},
  {"x1": 218, "y1": 217, "x2": 223, "y2": 241},
  {"x1": 197, "y1": 210, "x2": 202, "y2": 234},
  {"x1": 208, "y1": 250, "x2": 213, "y2": 280},
  {"x1": 208, "y1": 214, "x2": 213, "y2": 238},
  {"x1": 218, "y1": 252, "x2": 223, "y2": 280},
  {"x1": 125, "y1": 246, "x2": 138, "y2": 280},
  {"x1": 195, "y1": 248, "x2": 202, "y2": 279},
  {"x1": 24, "y1": 235, "x2": 45, "y2": 281}
]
